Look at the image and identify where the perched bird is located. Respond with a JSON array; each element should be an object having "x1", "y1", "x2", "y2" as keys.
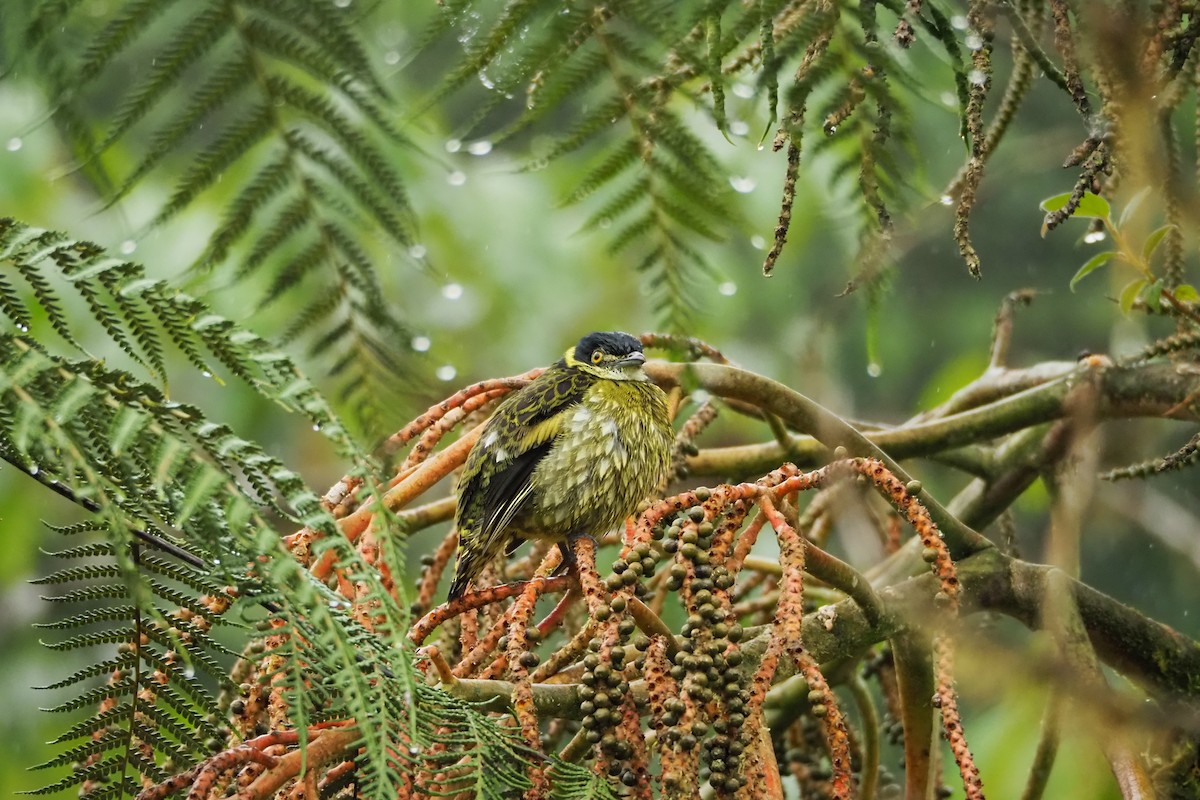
[{"x1": 448, "y1": 331, "x2": 673, "y2": 600}]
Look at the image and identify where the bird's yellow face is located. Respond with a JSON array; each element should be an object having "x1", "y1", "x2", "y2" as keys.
[{"x1": 563, "y1": 344, "x2": 648, "y2": 381}]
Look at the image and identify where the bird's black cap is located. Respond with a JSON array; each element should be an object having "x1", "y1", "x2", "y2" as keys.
[{"x1": 574, "y1": 331, "x2": 643, "y2": 361}]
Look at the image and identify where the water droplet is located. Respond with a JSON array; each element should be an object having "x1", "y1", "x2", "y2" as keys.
[
  {"x1": 939, "y1": 195, "x2": 953, "y2": 206},
  {"x1": 333, "y1": 0, "x2": 351, "y2": 7},
  {"x1": 6, "y1": 137, "x2": 22, "y2": 152},
  {"x1": 408, "y1": 244, "x2": 427, "y2": 260},
  {"x1": 729, "y1": 176, "x2": 756, "y2": 193},
  {"x1": 750, "y1": 235, "x2": 766, "y2": 250},
  {"x1": 718, "y1": 281, "x2": 737, "y2": 296},
  {"x1": 441, "y1": 283, "x2": 463, "y2": 300},
  {"x1": 383, "y1": 50, "x2": 400, "y2": 66},
  {"x1": 28, "y1": 464, "x2": 39, "y2": 476},
  {"x1": 119, "y1": 239, "x2": 136, "y2": 255},
  {"x1": 436, "y1": 365, "x2": 457, "y2": 381},
  {"x1": 732, "y1": 82, "x2": 754, "y2": 99},
  {"x1": 692, "y1": 389, "x2": 712, "y2": 404},
  {"x1": 201, "y1": 370, "x2": 213, "y2": 379},
  {"x1": 447, "y1": 170, "x2": 467, "y2": 186},
  {"x1": 968, "y1": 69, "x2": 987, "y2": 86},
  {"x1": 1084, "y1": 231, "x2": 1107, "y2": 244},
  {"x1": 951, "y1": 15, "x2": 968, "y2": 29},
  {"x1": 183, "y1": 666, "x2": 196, "y2": 679},
  {"x1": 940, "y1": 92, "x2": 957, "y2": 107},
  {"x1": 729, "y1": 120, "x2": 750, "y2": 137},
  {"x1": 312, "y1": 424, "x2": 321, "y2": 432},
  {"x1": 445, "y1": 139, "x2": 462, "y2": 154},
  {"x1": 467, "y1": 140, "x2": 493, "y2": 156},
  {"x1": 411, "y1": 336, "x2": 431, "y2": 352},
  {"x1": 825, "y1": 124, "x2": 838, "y2": 135},
  {"x1": 409, "y1": 745, "x2": 421, "y2": 755},
  {"x1": 479, "y1": 73, "x2": 495, "y2": 90},
  {"x1": 966, "y1": 34, "x2": 983, "y2": 51},
  {"x1": 867, "y1": 363, "x2": 882, "y2": 377}
]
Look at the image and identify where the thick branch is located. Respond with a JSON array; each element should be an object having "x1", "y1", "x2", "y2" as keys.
[
  {"x1": 646, "y1": 360, "x2": 993, "y2": 556},
  {"x1": 676, "y1": 360, "x2": 1200, "y2": 480}
]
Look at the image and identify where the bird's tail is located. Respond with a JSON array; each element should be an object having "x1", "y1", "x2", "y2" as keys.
[{"x1": 447, "y1": 554, "x2": 473, "y2": 601}]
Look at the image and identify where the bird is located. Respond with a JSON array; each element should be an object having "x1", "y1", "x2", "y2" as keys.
[{"x1": 447, "y1": 331, "x2": 673, "y2": 600}]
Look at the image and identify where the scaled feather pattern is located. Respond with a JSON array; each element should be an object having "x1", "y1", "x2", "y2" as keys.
[{"x1": 449, "y1": 332, "x2": 672, "y2": 599}]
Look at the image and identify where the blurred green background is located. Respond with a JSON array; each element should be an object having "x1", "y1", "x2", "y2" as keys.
[{"x1": 1, "y1": 2, "x2": 1197, "y2": 797}]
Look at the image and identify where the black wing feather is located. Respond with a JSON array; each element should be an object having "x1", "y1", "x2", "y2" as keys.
[
  {"x1": 450, "y1": 364, "x2": 592, "y2": 599},
  {"x1": 482, "y1": 439, "x2": 553, "y2": 535},
  {"x1": 456, "y1": 364, "x2": 592, "y2": 531}
]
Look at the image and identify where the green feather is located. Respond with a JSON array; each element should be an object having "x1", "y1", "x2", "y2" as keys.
[{"x1": 449, "y1": 335, "x2": 672, "y2": 599}]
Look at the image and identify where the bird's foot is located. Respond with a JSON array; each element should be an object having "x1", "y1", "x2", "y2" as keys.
[{"x1": 554, "y1": 532, "x2": 594, "y2": 577}]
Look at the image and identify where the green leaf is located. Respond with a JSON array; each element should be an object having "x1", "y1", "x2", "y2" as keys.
[
  {"x1": 1118, "y1": 186, "x2": 1152, "y2": 228},
  {"x1": 1142, "y1": 224, "x2": 1176, "y2": 262},
  {"x1": 1039, "y1": 191, "x2": 1111, "y2": 220},
  {"x1": 1069, "y1": 251, "x2": 1115, "y2": 291},
  {"x1": 1143, "y1": 279, "x2": 1164, "y2": 311},
  {"x1": 1172, "y1": 284, "x2": 1200, "y2": 303},
  {"x1": 1119, "y1": 278, "x2": 1149, "y2": 316}
]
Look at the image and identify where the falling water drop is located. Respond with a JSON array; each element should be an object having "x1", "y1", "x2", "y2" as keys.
[{"x1": 729, "y1": 176, "x2": 757, "y2": 193}]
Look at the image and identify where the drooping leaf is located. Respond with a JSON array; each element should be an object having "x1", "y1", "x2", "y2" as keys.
[
  {"x1": 1142, "y1": 224, "x2": 1176, "y2": 262},
  {"x1": 1069, "y1": 251, "x2": 1115, "y2": 291},
  {"x1": 1039, "y1": 190, "x2": 1111, "y2": 220},
  {"x1": 1119, "y1": 277, "x2": 1149, "y2": 316}
]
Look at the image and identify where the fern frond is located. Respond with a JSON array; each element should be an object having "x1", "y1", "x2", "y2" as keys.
[
  {"x1": 96, "y1": 5, "x2": 236, "y2": 152},
  {"x1": 0, "y1": 218, "x2": 355, "y2": 453},
  {"x1": 21, "y1": 1, "x2": 422, "y2": 428},
  {"x1": 429, "y1": 1, "x2": 742, "y2": 330}
]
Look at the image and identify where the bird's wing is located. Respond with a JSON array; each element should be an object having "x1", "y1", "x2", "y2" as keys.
[{"x1": 456, "y1": 365, "x2": 592, "y2": 543}]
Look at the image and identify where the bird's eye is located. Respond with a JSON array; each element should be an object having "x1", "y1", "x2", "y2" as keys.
[{"x1": 591, "y1": 349, "x2": 603, "y2": 364}]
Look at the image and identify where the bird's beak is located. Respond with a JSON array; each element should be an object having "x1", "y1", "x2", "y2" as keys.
[{"x1": 614, "y1": 352, "x2": 646, "y2": 368}]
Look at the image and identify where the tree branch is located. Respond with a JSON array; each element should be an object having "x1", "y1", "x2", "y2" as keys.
[
  {"x1": 673, "y1": 360, "x2": 1200, "y2": 481},
  {"x1": 435, "y1": 547, "x2": 1200, "y2": 720}
]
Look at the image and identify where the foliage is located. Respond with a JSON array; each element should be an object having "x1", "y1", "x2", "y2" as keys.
[
  {"x1": 0, "y1": 219, "x2": 610, "y2": 800},
  {"x1": 1, "y1": 0, "x2": 1200, "y2": 798},
  {"x1": 17, "y1": 0, "x2": 420, "y2": 431}
]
